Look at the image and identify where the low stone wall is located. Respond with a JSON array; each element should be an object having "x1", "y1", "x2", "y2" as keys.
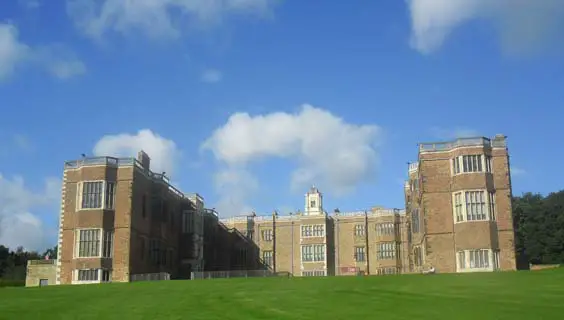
[
  {"x1": 530, "y1": 264, "x2": 560, "y2": 271},
  {"x1": 26, "y1": 260, "x2": 57, "y2": 287}
]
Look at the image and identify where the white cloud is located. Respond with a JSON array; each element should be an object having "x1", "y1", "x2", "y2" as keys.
[
  {"x1": 511, "y1": 166, "x2": 526, "y2": 177},
  {"x1": 202, "y1": 104, "x2": 381, "y2": 216},
  {"x1": 93, "y1": 129, "x2": 181, "y2": 177},
  {"x1": 0, "y1": 174, "x2": 61, "y2": 251},
  {"x1": 0, "y1": 24, "x2": 30, "y2": 80},
  {"x1": 430, "y1": 126, "x2": 480, "y2": 140},
  {"x1": 66, "y1": 0, "x2": 278, "y2": 40},
  {"x1": 201, "y1": 68, "x2": 222, "y2": 83},
  {"x1": 0, "y1": 23, "x2": 85, "y2": 81},
  {"x1": 408, "y1": 0, "x2": 564, "y2": 55}
]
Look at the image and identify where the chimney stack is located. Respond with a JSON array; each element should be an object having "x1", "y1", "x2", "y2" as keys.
[{"x1": 137, "y1": 150, "x2": 151, "y2": 170}]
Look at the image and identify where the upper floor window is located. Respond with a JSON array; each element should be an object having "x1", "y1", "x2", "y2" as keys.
[
  {"x1": 375, "y1": 223, "x2": 394, "y2": 236},
  {"x1": 354, "y1": 224, "x2": 365, "y2": 237},
  {"x1": 301, "y1": 224, "x2": 325, "y2": 237},
  {"x1": 301, "y1": 244, "x2": 325, "y2": 262},
  {"x1": 452, "y1": 155, "x2": 492, "y2": 175},
  {"x1": 376, "y1": 242, "x2": 396, "y2": 260},
  {"x1": 354, "y1": 246, "x2": 366, "y2": 262},
  {"x1": 452, "y1": 190, "x2": 496, "y2": 223},
  {"x1": 76, "y1": 229, "x2": 113, "y2": 258},
  {"x1": 310, "y1": 200, "x2": 316, "y2": 207},
  {"x1": 261, "y1": 229, "x2": 273, "y2": 241},
  {"x1": 78, "y1": 181, "x2": 116, "y2": 210},
  {"x1": 411, "y1": 208, "x2": 420, "y2": 234},
  {"x1": 182, "y1": 210, "x2": 194, "y2": 234},
  {"x1": 413, "y1": 246, "x2": 423, "y2": 267}
]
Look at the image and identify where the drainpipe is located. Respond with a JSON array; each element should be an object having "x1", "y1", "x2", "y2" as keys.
[
  {"x1": 272, "y1": 210, "x2": 277, "y2": 274},
  {"x1": 365, "y1": 210, "x2": 370, "y2": 275}
]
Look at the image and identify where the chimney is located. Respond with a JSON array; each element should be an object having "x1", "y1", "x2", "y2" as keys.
[{"x1": 137, "y1": 150, "x2": 151, "y2": 170}]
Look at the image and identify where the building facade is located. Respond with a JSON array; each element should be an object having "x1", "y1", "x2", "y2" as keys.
[
  {"x1": 53, "y1": 151, "x2": 260, "y2": 285},
  {"x1": 221, "y1": 187, "x2": 410, "y2": 276},
  {"x1": 405, "y1": 135, "x2": 517, "y2": 273}
]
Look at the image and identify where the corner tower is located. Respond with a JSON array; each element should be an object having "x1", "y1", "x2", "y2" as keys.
[{"x1": 305, "y1": 186, "x2": 323, "y2": 216}]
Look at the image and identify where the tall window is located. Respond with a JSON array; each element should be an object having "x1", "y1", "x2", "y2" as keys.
[
  {"x1": 354, "y1": 224, "x2": 365, "y2": 237},
  {"x1": 354, "y1": 246, "x2": 366, "y2": 262},
  {"x1": 79, "y1": 181, "x2": 116, "y2": 210},
  {"x1": 150, "y1": 239, "x2": 160, "y2": 265},
  {"x1": 452, "y1": 155, "x2": 492, "y2": 174},
  {"x1": 263, "y1": 251, "x2": 273, "y2": 267},
  {"x1": 377, "y1": 242, "x2": 396, "y2": 260},
  {"x1": 301, "y1": 244, "x2": 325, "y2": 262},
  {"x1": 411, "y1": 209, "x2": 420, "y2": 233},
  {"x1": 140, "y1": 237, "x2": 146, "y2": 261},
  {"x1": 375, "y1": 223, "x2": 394, "y2": 236},
  {"x1": 261, "y1": 229, "x2": 273, "y2": 241},
  {"x1": 182, "y1": 210, "x2": 194, "y2": 234},
  {"x1": 414, "y1": 246, "x2": 423, "y2": 266},
  {"x1": 102, "y1": 230, "x2": 114, "y2": 258},
  {"x1": 469, "y1": 249, "x2": 489, "y2": 268},
  {"x1": 77, "y1": 229, "x2": 100, "y2": 257},
  {"x1": 452, "y1": 190, "x2": 496, "y2": 222},
  {"x1": 301, "y1": 225, "x2": 325, "y2": 237}
]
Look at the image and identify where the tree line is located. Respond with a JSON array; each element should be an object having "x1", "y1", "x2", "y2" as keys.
[{"x1": 0, "y1": 190, "x2": 562, "y2": 282}]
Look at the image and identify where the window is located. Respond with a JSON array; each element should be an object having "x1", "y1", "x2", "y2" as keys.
[
  {"x1": 303, "y1": 270, "x2": 325, "y2": 277},
  {"x1": 140, "y1": 237, "x2": 146, "y2": 261},
  {"x1": 457, "y1": 249, "x2": 493, "y2": 271},
  {"x1": 77, "y1": 229, "x2": 100, "y2": 258},
  {"x1": 76, "y1": 269, "x2": 111, "y2": 283},
  {"x1": 301, "y1": 244, "x2": 325, "y2": 262},
  {"x1": 375, "y1": 223, "x2": 394, "y2": 236},
  {"x1": 411, "y1": 209, "x2": 420, "y2": 233},
  {"x1": 377, "y1": 268, "x2": 396, "y2": 275},
  {"x1": 485, "y1": 156, "x2": 493, "y2": 173},
  {"x1": 310, "y1": 200, "x2": 316, "y2": 208},
  {"x1": 142, "y1": 195, "x2": 147, "y2": 218},
  {"x1": 102, "y1": 230, "x2": 113, "y2": 258},
  {"x1": 262, "y1": 229, "x2": 273, "y2": 241},
  {"x1": 488, "y1": 192, "x2": 496, "y2": 221},
  {"x1": 182, "y1": 210, "x2": 194, "y2": 234},
  {"x1": 414, "y1": 246, "x2": 423, "y2": 266},
  {"x1": 354, "y1": 224, "x2": 365, "y2": 237},
  {"x1": 452, "y1": 190, "x2": 496, "y2": 222},
  {"x1": 263, "y1": 251, "x2": 273, "y2": 267},
  {"x1": 354, "y1": 246, "x2": 366, "y2": 262},
  {"x1": 77, "y1": 269, "x2": 98, "y2": 282},
  {"x1": 301, "y1": 225, "x2": 325, "y2": 237},
  {"x1": 150, "y1": 239, "x2": 160, "y2": 265},
  {"x1": 377, "y1": 242, "x2": 396, "y2": 260},
  {"x1": 452, "y1": 155, "x2": 492, "y2": 174},
  {"x1": 79, "y1": 181, "x2": 116, "y2": 210},
  {"x1": 101, "y1": 270, "x2": 111, "y2": 282}
]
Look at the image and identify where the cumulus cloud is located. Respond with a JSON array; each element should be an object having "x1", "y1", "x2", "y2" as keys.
[
  {"x1": 66, "y1": 0, "x2": 278, "y2": 40},
  {"x1": 201, "y1": 68, "x2": 222, "y2": 83},
  {"x1": 202, "y1": 104, "x2": 381, "y2": 216},
  {"x1": 511, "y1": 166, "x2": 527, "y2": 177},
  {"x1": 93, "y1": 129, "x2": 181, "y2": 177},
  {"x1": 408, "y1": 0, "x2": 564, "y2": 55},
  {"x1": 0, "y1": 23, "x2": 85, "y2": 81},
  {"x1": 0, "y1": 24, "x2": 30, "y2": 80},
  {"x1": 0, "y1": 174, "x2": 61, "y2": 251}
]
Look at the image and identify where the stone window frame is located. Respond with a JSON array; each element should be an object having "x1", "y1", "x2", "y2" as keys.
[
  {"x1": 301, "y1": 244, "x2": 325, "y2": 262},
  {"x1": 301, "y1": 224, "x2": 325, "y2": 238},
  {"x1": 72, "y1": 268, "x2": 112, "y2": 285},
  {"x1": 74, "y1": 228, "x2": 114, "y2": 259},
  {"x1": 451, "y1": 189, "x2": 497, "y2": 223},
  {"x1": 456, "y1": 249, "x2": 500, "y2": 273},
  {"x1": 76, "y1": 180, "x2": 116, "y2": 211},
  {"x1": 451, "y1": 154, "x2": 493, "y2": 175}
]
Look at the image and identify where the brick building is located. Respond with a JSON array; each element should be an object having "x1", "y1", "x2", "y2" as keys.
[
  {"x1": 405, "y1": 135, "x2": 517, "y2": 273},
  {"x1": 53, "y1": 151, "x2": 260, "y2": 285},
  {"x1": 221, "y1": 187, "x2": 410, "y2": 276}
]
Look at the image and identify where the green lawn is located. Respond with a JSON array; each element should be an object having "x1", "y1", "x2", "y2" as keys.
[{"x1": 1, "y1": 269, "x2": 563, "y2": 320}]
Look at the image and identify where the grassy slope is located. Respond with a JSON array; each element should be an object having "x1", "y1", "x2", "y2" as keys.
[{"x1": 1, "y1": 269, "x2": 563, "y2": 320}]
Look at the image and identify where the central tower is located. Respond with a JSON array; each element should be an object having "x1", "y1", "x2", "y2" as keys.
[{"x1": 304, "y1": 186, "x2": 323, "y2": 216}]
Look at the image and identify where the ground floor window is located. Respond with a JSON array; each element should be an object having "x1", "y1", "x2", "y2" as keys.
[{"x1": 302, "y1": 270, "x2": 326, "y2": 277}]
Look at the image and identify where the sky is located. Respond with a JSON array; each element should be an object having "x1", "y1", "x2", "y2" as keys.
[{"x1": 1, "y1": 0, "x2": 564, "y2": 251}]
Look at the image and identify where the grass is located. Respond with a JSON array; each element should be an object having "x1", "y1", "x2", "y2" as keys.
[{"x1": 1, "y1": 269, "x2": 564, "y2": 320}]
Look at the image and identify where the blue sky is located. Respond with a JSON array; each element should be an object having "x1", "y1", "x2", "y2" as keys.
[{"x1": 1, "y1": 0, "x2": 564, "y2": 251}]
